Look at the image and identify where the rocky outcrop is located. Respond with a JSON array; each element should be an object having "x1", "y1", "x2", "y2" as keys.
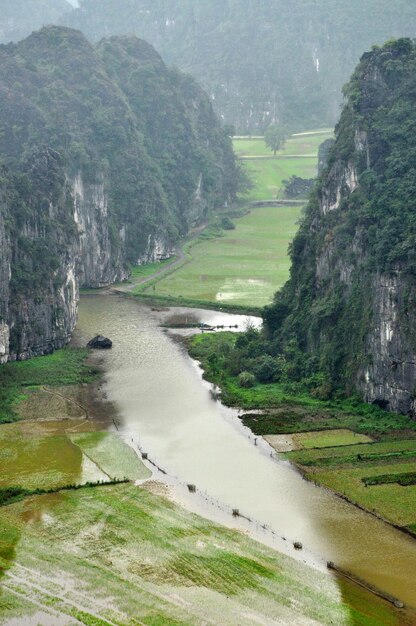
[
  {"x1": 0, "y1": 27, "x2": 238, "y2": 362},
  {"x1": 360, "y1": 274, "x2": 416, "y2": 415},
  {"x1": 72, "y1": 173, "x2": 127, "y2": 287},
  {"x1": 87, "y1": 335, "x2": 112, "y2": 349},
  {"x1": 267, "y1": 39, "x2": 416, "y2": 415},
  {"x1": 0, "y1": 151, "x2": 79, "y2": 361}
]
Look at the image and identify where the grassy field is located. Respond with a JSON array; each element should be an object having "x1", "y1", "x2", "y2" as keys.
[
  {"x1": 0, "y1": 347, "x2": 99, "y2": 424},
  {"x1": 293, "y1": 429, "x2": 373, "y2": 449},
  {"x1": 234, "y1": 130, "x2": 333, "y2": 201},
  {"x1": 0, "y1": 483, "x2": 410, "y2": 626},
  {"x1": 137, "y1": 205, "x2": 301, "y2": 307},
  {"x1": 132, "y1": 129, "x2": 333, "y2": 309},
  {"x1": 284, "y1": 440, "x2": 416, "y2": 530},
  {"x1": 0, "y1": 421, "x2": 150, "y2": 491}
]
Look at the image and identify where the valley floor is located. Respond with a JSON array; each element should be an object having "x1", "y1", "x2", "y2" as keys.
[
  {"x1": 190, "y1": 332, "x2": 416, "y2": 540},
  {"x1": 0, "y1": 347, "x2": 413, "y2": 626},
  {"x1": 131, "y1": 130, "x2": 333, "y2": 311}
]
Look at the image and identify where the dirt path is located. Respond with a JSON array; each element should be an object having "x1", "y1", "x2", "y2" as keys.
[
  {"x1": 112, "y1": 220, "x2": 210, "y2": 295},
  {"x1": 41, "y1": 386, "x2": 90, "y2": 419}
]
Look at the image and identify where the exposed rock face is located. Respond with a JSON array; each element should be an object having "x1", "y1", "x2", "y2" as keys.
[
  {"x1": 266, "y1": 39, "x2": 416, "y2": 415},
  {"x1": 360, "y1": 274, "x2": 416, "y2": 415},
  {"x1": 72, "y1": 173, "x2": 127, "y2": 288},
  {"x1": 0, "y1": 199, "x2": 10, "y2": 364},
  {"x1": 0, "y1": 27, "x2": 237, "y2": 362},
  {"x1": 0, "y1": 151, "x2": 79, "y2": 361}
]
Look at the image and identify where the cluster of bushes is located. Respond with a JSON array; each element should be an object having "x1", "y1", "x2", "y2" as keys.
[
  {"x1": 0, "y1": 479, "x2": 130, "y2": 508},
  {"x1": 362, "y1": 472, "x2": 416, "y2": 487},
  {"x1": 192, "y1": 328, "x2": 332, "y2": 399}
]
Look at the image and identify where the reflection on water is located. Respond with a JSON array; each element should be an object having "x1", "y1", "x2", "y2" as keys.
[{"x1": 76, "y1": 295, "x2": 416, "y2": 612}]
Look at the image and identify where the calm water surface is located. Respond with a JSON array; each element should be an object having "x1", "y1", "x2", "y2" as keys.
[{"x1": 75, "y1": 294, "x2": 416, "y2": 609}]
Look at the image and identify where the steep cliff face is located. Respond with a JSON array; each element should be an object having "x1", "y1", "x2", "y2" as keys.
[
  {"x1": 0, "y1": 192, "x2": 11, "y2": 364},
  {"x1": 265, "y1": 39, "x2": 416, "y2": 415},
  {"x1": 72, "y1": 172, "x2": 127, "y2": 288},
  {"x1": 0, "y1": 26, "x2": 238, "y2": 360},
  {"x1": 1, "y1": 151, "x2": 79, "y2": 361}
]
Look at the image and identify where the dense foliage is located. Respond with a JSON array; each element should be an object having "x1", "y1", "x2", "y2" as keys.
[
  {"x1": 0, "y1": 25, "x2": 239, "y2": 359},
  {"x1": 60, "y1": 0, "x2": 416, "y2": 131},
  {"x1": 262, "y1": 39, "x2": 416, "y2": 398},
  {"x1": 189, "y1": 40, "x2": 416, "y2": 410},
  {"x1": 0, "y1": 27, "x2": 237, "y2": 265}
]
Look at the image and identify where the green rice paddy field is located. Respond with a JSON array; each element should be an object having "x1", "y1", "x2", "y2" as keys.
[
  {"x1": 134, "y1": 130, "x2": 333, "y2": 308},
  {"x1": 191, "y1": 332, "x2": 416, "y2": 539},
  {"x1": 0, "y1": 387, "x2": 406, "y2": 625},
  {"x1": 1, "y1": 481, "x2": 407, "y2": 626},
  {"x1": 137, "y1": 205, "x2": 301, "y2": 307},
  {"x1": 284, "y1": 440, "x2": 416, "y2": 531}
]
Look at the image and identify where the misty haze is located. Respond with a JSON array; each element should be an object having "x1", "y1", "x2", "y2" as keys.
[{"x1": 1, "y1": 2, "x2": 416, "y2": 625}]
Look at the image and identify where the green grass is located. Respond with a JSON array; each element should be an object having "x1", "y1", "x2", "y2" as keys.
[
  {"x1": 234, "y1": 130, "x2": 333, "y2": 201},
  {"x1": 189, "y1": 333, "x2": 416, "y2": 435},
  {"x1": 0, "y1": 420, "x2": 108, "y2": 490},
  {"x1": 69, "y1": 432, "x2": 151, "y2": 481},
  {"x1": 233, "y1": 132, "x2": 333, "y2": 159},
  {"x1": 124, "y1": 258, "x2": 175, "y2": 285},
  {"x1": 292, "y1": 429, "x2": 373, "y2": 449},
  {"x1": 285, "y1": 440, "x2": 416, "y2": 467},
  {"x1": 0, "y1": 483, "x2": 407, "y2": 625},
  {"x1": 0, "y1": 348, "x2": 99, "y2": 423},
  {"x1": 241, "y1": 157, "x2": 317, "y2": 200},
  {"x1": 132, "y1": 130, "x2": 333, "y2": 309},
  {"x1": 363, "y1": 472, "x2": 416, "y2": 487},
  {"x1": 0, "y1": 421, "x2": 151, "y2": 492},
  {"x1": 284, "y1": 441, "x2": 416, "y2": 527},
  {"x1": 140, "y1": 205, "x2": 301, "y2": 307},
  {"x1": 308, "y1": 464, "x2": 416, "y2": 527}
]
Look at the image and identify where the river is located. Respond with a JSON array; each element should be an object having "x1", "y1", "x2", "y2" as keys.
[{"x1": 75, "y1": 294, "x2": 416, "y2": 610}]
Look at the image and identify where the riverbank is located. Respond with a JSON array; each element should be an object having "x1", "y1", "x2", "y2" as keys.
[
  {"x1": 2, "y1": 302, "x2": 410, "y2": 624},
  {"x1": 188, "y1": 331, "x2": 416, "y2": 540},
  {"x1": 0, "y1": 347, "x2": 100, "y2": 424}
]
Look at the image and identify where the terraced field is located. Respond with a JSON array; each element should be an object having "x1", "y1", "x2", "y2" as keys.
[{"x1": 284, "y1": 439, "x2": 416, "y2": 531}]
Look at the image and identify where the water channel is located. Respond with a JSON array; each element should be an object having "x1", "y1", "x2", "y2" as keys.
[{"x1": 75, "y1": 294, "x2": 416, "y2": 611}]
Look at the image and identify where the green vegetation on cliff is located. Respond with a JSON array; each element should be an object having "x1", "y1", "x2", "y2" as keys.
[
  {"x1": 0, "y1": 25, "x2": 239, "y2": 359},
  {"x1": 62, "y1": 0, "x2": 416, "y2": 131},
  {"x1": 0, "y1": 26, "x2": 237, "y2": 266},
  {"x1": 263, "y1": 39, "x2": 416, "y2": 409}
]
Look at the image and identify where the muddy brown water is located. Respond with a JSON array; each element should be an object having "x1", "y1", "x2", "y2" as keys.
[{"x1": 75, "y1": 294, "x2": 416, "y2": 611}]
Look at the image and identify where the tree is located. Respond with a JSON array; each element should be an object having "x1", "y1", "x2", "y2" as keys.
[{"x1": 264, "y1": 125, "x2": 288, "y2": 155}]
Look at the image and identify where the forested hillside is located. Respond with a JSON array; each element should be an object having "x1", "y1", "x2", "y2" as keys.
[
  {"x1": 263, "y1": 38, "x2": 416, "y2": 415},
  {"x1": 0, "y1": 26, "x2": 237, "y2": 362},
  {"x1": 61, "y1": 0, "x2": 416, "y2": 131}
]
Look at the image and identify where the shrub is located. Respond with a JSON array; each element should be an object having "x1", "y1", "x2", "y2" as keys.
[
  {"x1": 220, "y1": 216, "x2": 235, "y2": 230},
  {"x1": 252, "y1": 355, "x2": 279, "y2": 383},
  {"x1": 238, "y1": 371, "x2": 256, "y2": 388}
]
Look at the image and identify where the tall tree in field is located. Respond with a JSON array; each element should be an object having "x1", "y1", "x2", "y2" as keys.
[{"x1": 264, "y1": 125, "x2": 288, "y2": 155}]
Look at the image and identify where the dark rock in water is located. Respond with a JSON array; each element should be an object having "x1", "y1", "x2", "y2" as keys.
[{"x1": 87, "y1": 335, "x2": 112, "y2": 349}]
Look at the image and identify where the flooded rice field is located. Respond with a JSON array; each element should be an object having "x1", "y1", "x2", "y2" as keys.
[{"x1": 72, "y1": 295, "x2": 416, "y2": 610}]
